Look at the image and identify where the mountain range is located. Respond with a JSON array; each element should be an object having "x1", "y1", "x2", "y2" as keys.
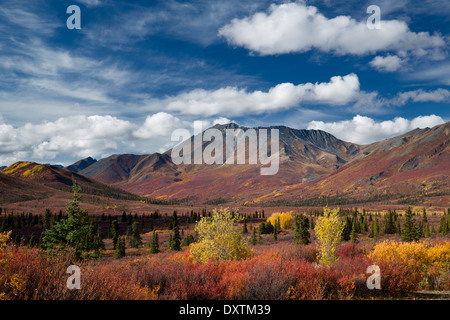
[{"x1": 1, "y1": 121, "x2": 449, "y2": 207}]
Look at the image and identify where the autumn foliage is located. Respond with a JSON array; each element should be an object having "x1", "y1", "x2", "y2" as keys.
[
  {"x1": 1, "y1": 206, "x2": 449, "y2": 300},
  {"x1": 266, "y1": 212, "x2": 294, "y2": 229}
]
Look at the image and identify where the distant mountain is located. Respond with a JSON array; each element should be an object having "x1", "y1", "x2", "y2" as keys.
[
  {"x1": 66, "y1": 157, "x2": 97, "y2": 173},
  {"x1": 5, "y1": 122, "x2": 448, "y2": 206},
  {"x1": 1, "y1": 161, "x2": 142, "y2": 202},
  {"x1": 79, "y1": 123, "x2": 365, "y2": 203},
  {"x1": 264, "y1": 121, "x2": 450, "y2": 206}
]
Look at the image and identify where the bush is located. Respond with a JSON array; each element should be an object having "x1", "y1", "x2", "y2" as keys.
[
  {"x1": 190, "y1": 208, "x2": 253, "y2": 264},
  {"x1": 267, "y1": 212, "x2": 294, "y2": 229},
  {"x1": 370, "y1": 240, "x2": 450, "y2": 293}
]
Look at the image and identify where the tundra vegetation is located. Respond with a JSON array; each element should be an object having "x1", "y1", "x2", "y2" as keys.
[{"x1": 0, "y1": 187, "x2": 449, "y2": 300}]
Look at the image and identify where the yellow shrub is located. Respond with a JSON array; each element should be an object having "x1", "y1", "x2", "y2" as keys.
[
  {"x1": 0, "y1": 231, "x2": 11, "y2": 252},
  {"x1": 370, "y1": 240, "x2": 450, "y2": 271},
  {"x1": 190, "y1": 208, "x2": 253, "y2": 264},
  {"x1": 267, "y1": 212, "x2": 294, "y2": 229}
]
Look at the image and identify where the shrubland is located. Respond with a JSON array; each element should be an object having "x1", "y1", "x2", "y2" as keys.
[{"x1": 0, "y1": 207, "x2": 449, "y2": 300}]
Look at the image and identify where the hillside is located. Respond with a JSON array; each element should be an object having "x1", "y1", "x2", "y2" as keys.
[
  {"x1": 0, "y1": 171, "x2": 56, "y2": 203},
  {"x1": 1, "y1": 162, "x2": 142, "y2": 201},
  {"x1": 265, "y1": 121, "x2": 450, "y2": 206}
]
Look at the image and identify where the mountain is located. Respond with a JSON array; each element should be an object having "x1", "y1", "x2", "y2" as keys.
[
  {"x1": 0, "y1": 171, "x2": 55, "y2": 203},
  {"x1": 2, "y1": 122, "x2": 448, "y2": 206},
  {"x1": 66, "y1": 157, "x2": 97, "y2": 173},
  {"x1": 79, "y1": 123, "x2": 365, "y2": 203},
  {"x1": 264, "y1": 121, "x2": 450, "y2": 206},
  {"x1": 1, "y1": 161, "x2": 142, "y2": 201}
]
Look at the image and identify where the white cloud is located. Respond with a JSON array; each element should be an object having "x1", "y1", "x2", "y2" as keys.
[
  {"x1": 133, "y1": 112, "x2": 186, "y2": 139},
  {"x1": 307, "y1": 114, "x2": 445, "y2": 144},
  {"x1": 391, "y1": 88, "x2": 450, "y2": 105},
  {"x1": 219, "y1": 2, "x2": 446, "y2": 58},
  {"x1": 370, "y1": 55, "x2": 403, "y2": 72},
  {"x1": 165, "y1": 73, "x2": 362, "y2": 116},
  {"x1": 0, "y1": 113, "x2": 234, "y2": 165},
  {"x1": 212, "y1": 117, "x2": 232, "y2": 125}
]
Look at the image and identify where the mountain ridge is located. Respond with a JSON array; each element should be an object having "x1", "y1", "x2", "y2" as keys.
[{"x1": 1, "y1": 122, "x2": 448, "y2": 206}]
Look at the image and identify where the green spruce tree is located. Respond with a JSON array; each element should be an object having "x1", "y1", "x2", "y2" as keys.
[
  {"x1": 294, "y1": 214, "x2": 311, "y2": 245},
  {"x1": 149, "y1": 230, "x2": 160, "y2": 254},
  {"x1": 401, "y1": 207, "x2": 419, "y2": 242}
]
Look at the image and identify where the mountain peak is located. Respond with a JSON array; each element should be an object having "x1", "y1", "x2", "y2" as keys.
[{"x1": 66, "y1": 157, "x2": 97, "y2": 173}]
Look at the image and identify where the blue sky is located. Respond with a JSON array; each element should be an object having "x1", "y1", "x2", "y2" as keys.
[{"x1": 0, "y1": 0, "x2": 449, "y2": 165}]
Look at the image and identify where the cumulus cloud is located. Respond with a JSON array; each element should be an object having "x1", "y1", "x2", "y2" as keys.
[
  {"x1": 391, "y1": 88, "x2": 450, "y2": 105},
  {"x1": 133, "y1": 112, "x2": 186, "y2": 139},
  {"x1": 219, "y1": 2, "x2": 446, "y2": 58},
  {"x1": 307, "y1": 114, "x2": 445, "y2": 144},
  {"x1": 0, "y1": 113, "x2": 233, "y2": 165},
  {"x1": 165, "y1": 73, "x2": 362, "y2": 116},
  {"x1": 0, "y1": 115, "x2": 135, "y2": 162},
  {"x1": 370, "y1": 55, "x2": 404, "y2": 72}
]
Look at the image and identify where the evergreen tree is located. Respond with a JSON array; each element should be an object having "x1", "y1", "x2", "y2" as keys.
[
  {"x1": 416, "y1": 220, "x2": 424, "y2": 238},
  {"x1": 401, "y1": 207, "x2": 419, "y2": 242},
  {"x1": 361, "y1": 216, "x2": 368, "y2": 233},
  {"x1": 350, "y1": 220, "x2": 358, "y2": 243},
  {"x1": 41, "y1": 182, "x2": 92, "y2": 259},
  {"x1": 130, "y1": 221, "x2": 143, "y2": 248},
  {"x1": 242, "y1": 218, "x2": 248, "y2": 234},
  {"x1": 258, "y1": 221, "x2": 274, "y2": 234},
  {"x1": 27, "y1": 233, "x2": 36, "y2": 248},
  {"x1": 384, "y1": 210, "x2": 396, "y2": 234},
  {"x1": 169, "y1": 213, "x2": 182, "y2": 251},
  {"x1": 114, "y1": 236, "x2": 126, "y2": 259},
  {"x1": 438, "y1": 216, "x2": 448, "y2": 236},
  {"x1": 181, "y1": 234, "x2": 194, "y2": 247},
  {"x1": 368, "y1": 220, "x2": 375, "y2": 238},
  {"x1": 424, "y1": 223, "x2": 430, "y2": 237},
  {"x1": 422, "y1": 208, "x2": 428, "y2": 223},
  {"x1": 431, "y1": 224, "x2": 436, "y2": 234},
  {"x1": 110, "y1": 220, "x2": 119, "y2": 250},
  {"x1": 42, "y1": 208, "x2": 52, "y2": 231},
  {"x1": 341, "y1": 216, "x2": 352, "y2": 241},
  {"x1": 294, "y1": 214, "x2": 311, "y2": 245},
  {"x1": 149, "y1": 230, "x2": 159, "y2": 254},
  {"x1": 169, "y1": 211, "x2": 178, "y2": 230}
]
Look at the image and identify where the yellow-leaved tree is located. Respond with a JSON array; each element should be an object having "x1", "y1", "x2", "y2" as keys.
[
  {"x1": 267, "y1": 212, "x2": 294, "y2": 229},
  {"x1": 190, "y1": 208, "x2": 253, "y2": 264},
  {"x1": 314, "y1": 208, "x2": 344, "y2": 265}
]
